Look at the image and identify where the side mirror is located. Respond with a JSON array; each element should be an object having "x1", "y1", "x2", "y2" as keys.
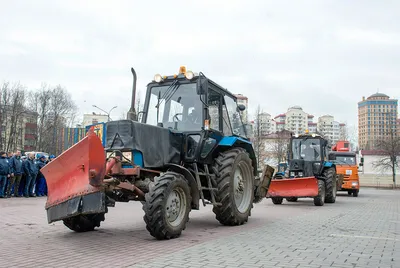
[
  {"x1": 196, "y1": 77, "x2": 208, "y2": 95},
  {"x1": 237, "y1": 104, "x2": 246, "y2": 111}
]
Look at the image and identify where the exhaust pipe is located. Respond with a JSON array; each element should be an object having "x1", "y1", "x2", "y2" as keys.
[{"x1": 127, "y1": 67, "x2": 137, "y2": 121}]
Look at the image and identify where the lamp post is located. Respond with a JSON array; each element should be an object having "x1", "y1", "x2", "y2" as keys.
[{"x1": 92, "y1": 105, "x2": 117, "y2": 122}]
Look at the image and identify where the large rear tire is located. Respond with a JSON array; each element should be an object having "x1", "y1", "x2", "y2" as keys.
[
  {"x1": 63, "y1": 212, "x2": 106, "y2": 232},
  {"x1": 212, "y1": 148, "x2": 254, "y2": 226},
  {"x1": 324, "y1": 167, "x2": 337, "y2": 203},
  {"x1": 143, "y1": 172, "x2": 191, "y2": 240},
  {"x1": 314, "y1": 180, "x2": 325, "y2": 206}
]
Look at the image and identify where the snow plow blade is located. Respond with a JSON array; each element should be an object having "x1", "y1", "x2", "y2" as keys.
[
  {"x1": 266, "y1": 177, "x2": 319, "y2": 198},
  {"x1": 41, "y1": 128, "x2": 107, "y2": 223}
]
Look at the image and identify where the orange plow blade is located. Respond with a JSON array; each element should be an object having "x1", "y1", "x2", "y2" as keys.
[
  {"x1": 266, "y1": 177, "x2": 319, "y2": 198},
  {"x1": 41, "y1": 128, "x2": 107, "y2": 223}
]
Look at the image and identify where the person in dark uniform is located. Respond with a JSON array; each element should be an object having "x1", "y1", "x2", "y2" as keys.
[
  {"x1": 23, "y1": 153, "x2": 37, "y2": 197},
  {"x1": 0, "y1": 151, "x2": 11, "y2": 198},
  {"x1": 35, "y1": 155, "x2": 47, "y2": 196},
  {"x1": 6, "y1": 150, "x2": 23, "y2": 197}
]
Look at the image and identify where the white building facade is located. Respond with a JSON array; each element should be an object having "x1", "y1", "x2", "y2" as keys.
[{"x1": 82, "y1": 113, "x2": 109, "y2": 127}]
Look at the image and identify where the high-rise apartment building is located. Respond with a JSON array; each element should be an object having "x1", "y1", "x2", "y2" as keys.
[
  {"x1": 273, "y1": 106, "x2": 316, "y2": 135},
  {"x1": 253, "y1": 112, "x2": 276, "y2": 136},
  {"x1": 317, "y1": 115, "x2": 346, "y2": 144},
  {"x1": 358, "y1": 93, "x2": 398, "y2": 150}
]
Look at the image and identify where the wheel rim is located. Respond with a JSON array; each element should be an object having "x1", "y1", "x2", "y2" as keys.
[
  {"x1": 233, "y1": 162, "x2": 252, "y2": 213},
  {"x1": 165, "y1": 187, "x2": 187, "y2": 227}
]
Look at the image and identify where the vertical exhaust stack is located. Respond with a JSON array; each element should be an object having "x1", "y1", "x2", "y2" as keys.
[{"x1": 127, "y1": 67, "x2": 138, "y2": 121}]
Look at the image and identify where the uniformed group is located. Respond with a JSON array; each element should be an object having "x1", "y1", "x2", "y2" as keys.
[{"x1": 0, "y1": 150, "x2": 55, "y2": 198}]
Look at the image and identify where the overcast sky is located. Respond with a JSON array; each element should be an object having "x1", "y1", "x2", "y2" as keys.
[{"x1": 1, "y1": 0, "x2": 399, "y2": 130}]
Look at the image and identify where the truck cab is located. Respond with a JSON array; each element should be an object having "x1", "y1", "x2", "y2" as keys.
[{"x1": 328, "y1": 140, "x2": 360, "y2": 197}]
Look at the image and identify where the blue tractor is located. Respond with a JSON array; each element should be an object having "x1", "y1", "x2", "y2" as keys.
[
  {"x1": 42, "y1": 66, "x2": 273, "y2": 240},
  {"x1": 267, "y1": 133, "x2": 338, "y2": 206}
]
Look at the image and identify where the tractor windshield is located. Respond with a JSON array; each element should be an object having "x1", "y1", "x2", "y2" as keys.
[
  {"x1": 292, "y1": 138, "x2": 321, "y2": 161},
  {"x1": 145, "y1": 82, "x2": 203, "y2": 131}
]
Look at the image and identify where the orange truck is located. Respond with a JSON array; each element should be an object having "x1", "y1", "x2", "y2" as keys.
[{"x1": 328, "y1": 141, "x2": 360, "y2": 197}]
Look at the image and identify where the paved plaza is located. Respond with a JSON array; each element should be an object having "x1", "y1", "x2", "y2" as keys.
[{"x1": 0, "y1": 188, "x2": 399, "y2": 268}]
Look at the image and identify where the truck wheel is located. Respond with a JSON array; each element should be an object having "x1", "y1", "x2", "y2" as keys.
[
  {"x1": 272, "y1": 197, "x2": 283, "y2": 204},
  {"x1": 353, "y1": 190, "x2": 359, "y2": 197},
  {"x1": 143, "y1": 172, "x2": 191, "y2": 240},
  {"x1": 314, "y1": 180, "x2": 325, "y2": 206},
  {"x1": 347, "y1": 191, "x2": 352, "y2": 196},
  {"x1": 212, "y1": 148, "x2": 254, "y2": 226},
  {"x1": 286, "y1": 197, "x2": 298, "y2": 202},
  {"x1": 63, "y1": 212, "x2": 106, "y2": 232},
  {"x1": 324, "y1": 167, "x2": 337, "y2": 203}
]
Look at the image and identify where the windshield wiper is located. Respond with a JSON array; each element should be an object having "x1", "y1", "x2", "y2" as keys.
[{"x1": 155, "y1": 81, "x2": 180, "y2": 124}]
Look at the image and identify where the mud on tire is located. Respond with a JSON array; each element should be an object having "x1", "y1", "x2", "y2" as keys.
[
  {"x1": 324, "y1": 167, "x2": 337, "y2": 203},
  {"x1": 143, "y1": 172, "x2": 191, "y2": 240},
  {"x1": 63, "y1": 212, "x2": 106, "y2": 232},
  {"x1": 212, "y1": 148, "x2": 254, "y2": 226}
]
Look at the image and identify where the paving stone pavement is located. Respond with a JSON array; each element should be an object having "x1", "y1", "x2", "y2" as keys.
[{"x1": 0, "y1": 188, "x2": 399, "y2": 268}]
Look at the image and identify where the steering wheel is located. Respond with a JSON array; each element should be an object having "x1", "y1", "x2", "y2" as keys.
[{"x1": 173, "y1": 113, "x2": 182, "y2": 122}]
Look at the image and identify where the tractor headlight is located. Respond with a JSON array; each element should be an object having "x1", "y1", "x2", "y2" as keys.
[
  {"x1": 122, "y1": 152, "x2": 133, "y2": 162},
  {"x1": 154, "y1": 74, "x2": 163, "y2": 83},
  {"x1": 290, "y1": 172, "x2": 295, "y2": 177},
  {"x1": 298, "y1": 172, "x2": 303, "y2": 177},
  {"x1": 185, "y1": 71, "x2": 194, "y2": 80}
]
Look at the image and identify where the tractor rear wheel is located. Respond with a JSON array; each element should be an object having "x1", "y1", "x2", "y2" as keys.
[
  {"x1": 324, "y1": 167, "x2": 337, "y2": 203},
  {"x1": 143, "y1": 172, "x2": 191, "y2": 240},
  {"x1": 286, "y1": 197, "x2": 298, "y2": 202},
  {"x1": 313, "y1": 180, "x2": 325, "y2": 206},
  {"x1": 63, "y1": 212, "x2": 106, "y2": 232},
  {"x1": 272, "y1": 197, "x2": 283, "y2": 204},
  {"x1": 212, "y1": 148, "x2": 254, "y2": 226}
]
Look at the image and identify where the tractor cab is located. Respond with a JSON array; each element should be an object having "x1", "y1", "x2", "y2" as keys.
[
  {"x1": 141, "y1": 66, "x2": 247, "y2": 136},
  {"x1": 288, "y1": 134, "x2": 329, "y2": 178}
]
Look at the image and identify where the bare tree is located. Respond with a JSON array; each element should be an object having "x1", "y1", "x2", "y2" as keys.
[
  {"x1": 271, "y1": 130, "x2": 291, "y2": 164},
  {"x1": 372, "y1": 117, "x2": 400, "y2": 188},
  {"x1": 29, "y1": 84, "x2": 77, "y2": 154},
  {"x1": 0, "y1": 81, "x2": 28, "y2": 152}
]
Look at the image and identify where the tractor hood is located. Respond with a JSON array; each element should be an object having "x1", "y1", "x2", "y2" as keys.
[{"x1": 105, "y1": 120, "x2": 183, "y2": 169}]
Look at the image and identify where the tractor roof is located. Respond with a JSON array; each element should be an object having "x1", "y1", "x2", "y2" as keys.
[{"x1": 147, "y1": 66, "x2": 238, "y2": 101}]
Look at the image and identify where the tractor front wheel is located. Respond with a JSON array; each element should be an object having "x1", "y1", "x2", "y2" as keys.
[
  {"x1": 212, "y1": 148, "x2": 254, "y2": 226},
  {"x1": 143, "y1": 172, "x2": 191, "y2": 240},
  {"x1": 324, "y1": 167, "x2": 337, "y2": 203},
  {"x1": 286, "y1": 197, "x2": 298, "y2": 202},
  {"x1": 63, "y1": 212, "x2": 106, "y2": 232},
  {"x1": 272, "y1": 197, "x2": 283, "y2": 204},
  {"x1": 313, "y1": 180, "x2": 325, "y2": 206}
]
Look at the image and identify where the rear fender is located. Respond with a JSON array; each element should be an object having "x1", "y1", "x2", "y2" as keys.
[{"x1": 217, "y1": 136, "x2": 257, "y2": 176}]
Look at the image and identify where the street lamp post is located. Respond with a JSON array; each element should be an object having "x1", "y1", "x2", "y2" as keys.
[{"x1": 92, "y1": 105, "x2": 117, "y2": 122}]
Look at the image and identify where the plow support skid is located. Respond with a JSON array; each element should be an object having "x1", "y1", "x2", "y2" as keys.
[
  {"x1": 41, "y1": 128, "x2": 107, "y2": 223},
  {"x1": 266, "y1": 177, "x2": 319, "y2": 198}
]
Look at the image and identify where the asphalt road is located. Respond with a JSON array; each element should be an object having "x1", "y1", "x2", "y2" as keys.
[{"x1": 0, "y1": 188, "x2": 399, "y2": 268}]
